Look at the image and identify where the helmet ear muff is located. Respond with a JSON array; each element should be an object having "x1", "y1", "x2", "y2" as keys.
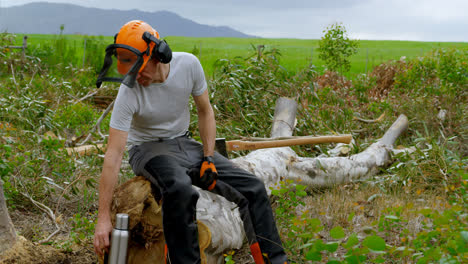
[
  {"x1": 154, "y1": 39, "x2": 172, "y2": 64},
  {"x1": 142, "y1": 31, "x2": 172, "y2": 64}
]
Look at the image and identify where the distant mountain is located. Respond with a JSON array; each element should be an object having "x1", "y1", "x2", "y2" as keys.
[{"x1": 0, "y1": 2, "x2": 257, "y2": 38}]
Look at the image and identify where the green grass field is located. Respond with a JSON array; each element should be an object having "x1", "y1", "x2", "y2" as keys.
[{"x1": 12, "y1": 33, "x2": 467, "y2": 78}]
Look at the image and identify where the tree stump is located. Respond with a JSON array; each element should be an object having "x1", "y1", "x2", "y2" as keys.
[
  {"x1": 106, "y1": 176, "x2": 212, "y2": 264},
  {"x1": 0, "y1": 179, "x2": 17, "y2": 257}
]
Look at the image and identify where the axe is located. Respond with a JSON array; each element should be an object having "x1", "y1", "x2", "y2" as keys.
[{"x1": 215, "y1": 134, "x2": 352, "y2": 157}]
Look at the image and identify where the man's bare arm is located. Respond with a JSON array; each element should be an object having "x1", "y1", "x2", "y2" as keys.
[
  {"x1": 94, "y1": 127, "x2": 128, "y2": 255},
  {"x1": 193, "y1": 89, "x2": 216, "y2": 157}
]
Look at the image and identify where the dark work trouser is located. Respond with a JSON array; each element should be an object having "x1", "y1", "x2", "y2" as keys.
[{"x1": 130, "y1": 136, "x2": 288, "y2": 264}]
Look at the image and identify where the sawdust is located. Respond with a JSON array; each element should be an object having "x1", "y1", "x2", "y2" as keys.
[
  {"x1": 6, "y1": 210, "x2": 98, "y2": 264},
  {"x1": 0, "y1": 237, "x2": 97, "y2": 264},
  {"x1": 0, "y1": 236, "x2": 68, "y2": 264}
]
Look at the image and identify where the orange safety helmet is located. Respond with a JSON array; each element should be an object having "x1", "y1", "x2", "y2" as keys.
[
  {"x1": 96, "y1": 20, "x2": 172, "y2": 88},
  {"x1": 115, "y1": 20, "x2": 160, "y2": 75}
]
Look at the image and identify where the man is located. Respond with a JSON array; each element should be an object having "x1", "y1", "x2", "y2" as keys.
[{"x1": 93, "y1": 20, "x2": 288, "y2": 264}]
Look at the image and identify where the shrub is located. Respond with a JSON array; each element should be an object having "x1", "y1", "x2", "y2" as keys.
[{"x1": 318, "y1": 23, "x2": 359, "y2": 74}]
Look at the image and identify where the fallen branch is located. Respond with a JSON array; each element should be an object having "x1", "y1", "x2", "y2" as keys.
[
  {"x1": 353, "y1": 113, "x2": 385, "y2": 123},
  {"x1": 77, "y1": 100, "x2": 114, "y2": 146},
  {"x1": 28, "y1": 69, "x2": 38, "y2": 86},
  {"x1": 72, "y1": 85, "x2": 108, "y2": 105},
  {"x1": 73, "y1": 90, "x2": 98, "y2": 104},
  {"x1": 21, "y1": 192, "x2": 60, "y2": 244},
  {"x1": 54, "y1": 172, "x2": 84, "y2": 215},
  {"x1": 10, "y1": 64, "x2": 19, "y2": 93}
]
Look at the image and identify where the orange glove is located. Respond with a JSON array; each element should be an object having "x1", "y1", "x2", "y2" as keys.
[{"x1": 199, "y1": 156, "x2": 218, "y2": 190}]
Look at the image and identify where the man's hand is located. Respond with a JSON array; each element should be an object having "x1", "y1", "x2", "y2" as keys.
[
  {"x1": 188, "y1": 156, "x2": 218, "y2": 190},
  {"x1": 93, "y1": 218, "x2": 113, "y2": 256},
  {"x1": 199, "y1": 156, "x2": 218, "y2": 190}
]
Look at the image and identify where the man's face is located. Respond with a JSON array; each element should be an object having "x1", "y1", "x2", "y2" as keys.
[{"x1": 137, "y1": 58, "x2": 159, "y2": 86}]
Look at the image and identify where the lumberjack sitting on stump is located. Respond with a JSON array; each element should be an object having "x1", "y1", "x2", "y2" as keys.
[{"x1": 93, "y1": 20, "x2": 289, "y2": 264}]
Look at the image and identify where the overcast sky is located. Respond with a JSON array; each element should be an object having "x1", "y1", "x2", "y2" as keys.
[{"x1": 2, "y1": 0, "x2": 468, "y2": 42}]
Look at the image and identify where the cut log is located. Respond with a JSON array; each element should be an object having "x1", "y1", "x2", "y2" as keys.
[
  {"x1": 270, "y1": 97, "x2": 297, "y2": 138},
  {"x1": 0, "y1": 179, "x2": 17, "y2": 256},
  {"x1": 65, "y1": 144, "x2": 105, "y2": 156},
  {"x1": 106, "y1": 176, "x2": 213, "y2": 264}
]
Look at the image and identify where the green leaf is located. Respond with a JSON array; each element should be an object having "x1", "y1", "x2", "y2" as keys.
[
  {"x1": 305, "y1": 250, "x2": 322, "y2": 261},
  {"x1": 325, "y1": 242, "x2": 339, "y2": 253},
  {"x1": 348, "y1": 212, "x2": 355, "y2": 222},
  {"x1": 344, "y1": 233, "x2": 359, "y2": 249},
  {"x1": 374, "y1": 257, "x2": 385, "y2": 263},
  {"x1": 330, "y1": 226, "x2": 345, "y2": 239},
  {"x1": 345, "y1": 255, "x2": 359, "y2": 264},
  {"x1": 363, "y1": 235, "x2": 386, "y2": 251},
  {"x1": 297, "y1": 190, "x2": 307, "y2": 197},
  {"x1": 461, "y1": 231, "x2": 468, "y2": 244},
  {"x1": 296, "y1": 184, "x2": 306, "y2": 191},
  {"x1": 315, "y1": 239, "x2": 326, "y2": 251}
]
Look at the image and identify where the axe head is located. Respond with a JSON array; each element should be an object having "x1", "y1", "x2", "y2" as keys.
[{"x1": 215, "y1": 138, "x2": 228, "y2": 158}]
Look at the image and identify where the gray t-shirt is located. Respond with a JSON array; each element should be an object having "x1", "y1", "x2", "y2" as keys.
[{"x1": 109, "y1": 52, "x2": 207, "y2": 146}]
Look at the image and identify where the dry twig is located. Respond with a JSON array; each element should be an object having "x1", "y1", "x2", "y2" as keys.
[
  {"x1": 77, "y1": 100, "x2": 114, "y2": 146},
  {"x1": 28, "y1": 68, "x2": 38, "y2": 86},
  {"x1": 10, "y1": 63, "x2": 19, "y2": 93},
  {"x1": 72, "y1": 85, "x2": 107, "y2": 104},
  {"x1": 54, "y1": 172, "x2": 84, "y2": 215},
  {"x1": 21, "y1": 192, "x2": 60, "y2": 244},
  {"x1": 353, "y1": 113, "x2": 385, "y2": 123}
]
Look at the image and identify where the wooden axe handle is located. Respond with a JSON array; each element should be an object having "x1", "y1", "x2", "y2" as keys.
[{"x1": 226, "y1": 135, "x2": 352, "y2": 151}]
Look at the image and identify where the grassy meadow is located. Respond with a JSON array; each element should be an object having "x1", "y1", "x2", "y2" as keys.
[
  {"x1": 12, "y1": 33, "x2": 467, "y2": 77},
  {"x1": 1, "y1": 31, "x2": 467, "y2": 263}
]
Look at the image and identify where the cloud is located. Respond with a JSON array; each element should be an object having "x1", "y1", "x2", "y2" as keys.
[{"x1": 2, "y1": 0, "x2": 467, "y2": 41}]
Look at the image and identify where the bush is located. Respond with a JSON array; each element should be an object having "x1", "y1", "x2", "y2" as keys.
[
  {"x1": 318, "y1": 23, "x2": 359, "y2": 73},
  {"x1": 51, "y1": 102, "x2": 107, "y2": 136}
]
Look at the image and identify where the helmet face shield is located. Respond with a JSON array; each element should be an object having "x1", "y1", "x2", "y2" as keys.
[
  {"x1": 116, "y1": 48, "x2": 139, "y2": 75},
  {"x1": 96, "y1": 44, "x2": 148, "y2": 88}
]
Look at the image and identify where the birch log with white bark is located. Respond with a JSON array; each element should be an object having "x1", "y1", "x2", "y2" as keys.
[{"x1": 233, "y1": 114, "x2": 409, "y2": 190}]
